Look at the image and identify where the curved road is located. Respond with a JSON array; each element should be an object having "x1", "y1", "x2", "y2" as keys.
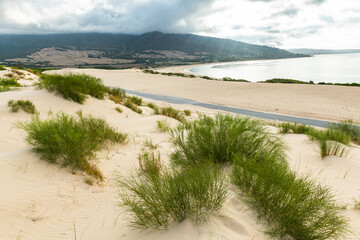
[{"x1": 124, "y1": 89, "x2": 333, "y2": 128}]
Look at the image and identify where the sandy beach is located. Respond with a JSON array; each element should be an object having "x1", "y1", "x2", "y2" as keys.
[
  {"x1": 45, "y1": 68, "x2": 360, "y2": 123},
  {"x1": 1, "y1": 68, "x2": 360, "y2": 239}
]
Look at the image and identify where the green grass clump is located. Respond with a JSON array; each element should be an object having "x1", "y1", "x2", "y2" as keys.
[
  {"x1": 156, "y1": 120, "x2": 171, "y2": 132},
  {"x1": 184, "y1": 110, "x2": 191, "y2": 116},
  {"x1": 232, "y1": 154, "x2": 349, "y2": 240},
  {"x1": 260, "y1": 78, "x2": 312, "y2": 84},
  {"x1": 222, "y1": 77, "x2": 249, "y2": 82},
  {"x1": 16, "y1": 111, "x2": 127, "y2": 180},
  {"x1": 307, "y1": 129, "x2": 351, "y2": 158},
  {"x1": 160, "y1": 107, "x2": 185, "y2": 122},
  {"x1": 115, "y1": 107, "x2": 123, "y2": 113},
  {"x1": 128, "y1": 96, "x2": 142, "y2": 106},
  {"x1": 117, "y1": 163, "x2": 227, "y2": 229},
  {"x1": 328, "y1": 120, "x2": 360, "y2": 145},
  {"x1": 0, "y1": 77, "x2": 21, "y2": 91},
  {"x1": 138, "y1": 151, "x2": 162, "y2": 176},
  {"x1": 147, "y1": 103, "x2": 160, "y2": 114},
  {"x1": 143, "y1": 139, "x2": 159, "y2": 150},
  {"x1": 109, "y1": 88, "x2": 127, "y2": 104},
  {"x1": 8, "y1": 100, "x2": 38, "y2": 114},
  {"x1": 39, "y1": 74, "x2": 108, "y2": 104},
  {"x1": 278, "y1": 122, "x2": 314, "y2": 134},
  {"x1": 0, "y1": 65, "x2": 6, "y2": 71},
  {"x1": 171, "y1": 114, "x2": 286, "y2": 167},
  {"x1": 124, "y1": 99, "x2": 142, "y2": 114}
]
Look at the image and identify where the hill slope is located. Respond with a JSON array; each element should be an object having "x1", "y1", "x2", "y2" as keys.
[{"x1": 0, "y1": 32, "x2": 309, "y2": 68}]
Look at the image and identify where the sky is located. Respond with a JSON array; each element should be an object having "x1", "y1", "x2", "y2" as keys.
[{"x1": 0, "y1": 0, "x2": 359, "y2": 49}]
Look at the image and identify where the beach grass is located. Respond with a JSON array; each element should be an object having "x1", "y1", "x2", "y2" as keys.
[
  {"x1": 39, "y1": 73, "x2": 108, "y2": 104},
  {"x1": 232, "y1": 153, "x2": 349, "y2": 240},
  {"x1": 147, "y1": 103, "x2": 160, "y2": 114},
  {"x1": 160, "y1": 107, "x2": 185, "y2": 122},
  {"x1": 184, "y1": 110, "x2": 191, "y2": 116},
  {"x1": 115, "y1": 107, "x2": 123, "y2": 113},
  {"x1": 170, "y1": 114, "x2": 286, "y2": 167},
  {"x1": 278, "y1": 122, "x2": 315, "y2": 134},
  {"x1": 328, "y1": 120, "x2": 360, "y2": 145},
  {"x1": 156, "y1": 120, "x2": 171, "y2": 132},
  {"x1": 16, "y1": 111, "x2": 127, "y2": 180},
  {"x1": 117, "y1": 162, "x2": 227, "y2": 229},
  {"x1": 0, "y1": 77, "x2": 21, "y2": 91},
  {"x1": 8, "y1": 100, "x2": 38, "y2": 114},
  {"x1": 124, "y1": 99, "x2": 142, "y2": 114},
  {"x1": 138, "y1": 150, "x2": 162, "y2": 176}
]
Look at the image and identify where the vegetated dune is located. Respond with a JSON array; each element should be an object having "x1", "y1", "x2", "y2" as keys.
[{"x1": 1, "y1": 79, "x2": 360, "y2": 239}]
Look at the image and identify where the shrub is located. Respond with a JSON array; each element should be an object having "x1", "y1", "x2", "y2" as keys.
[
  {"x1": 124, "y1": 99, "x2": 142, "y2": 114},
  {"x1": 147, "y1": 103, "x2": 160, "y2": 114},
  {"x1": 39, "y1": 74, "x2": 108, "y2": 104},
  {"x1": 16, "y1": 111, "x2": 127, "y2": 180},
  {"x1": 0, "y1": 77, "x2": 21, "y2": 87},
  {"x1": 8, "y1": 100, "x2": 38, "y2": 114},
  {"x1": 184, "y1": 110, "x2": 191, "y2": 116},
  {"x1": 115, "y1": 107, "x2": 123, "y2": 113},
  {"x1": 278, "y1": 122, "x2": 314, "y2": 134},
  {"x1": 328, "y1": 120, "x2": 360, "y2": 144},
  {"x1": 156, "y1": 120, "x2": 170, "y2": 132},
  {"x1": 232, "y1": 154, "x2": 349, "y2": 240},
  {"x1": 170, "y1": 114, "x2": 286, "y2": 167},
  {"x1": 129, "y1": 96, "x2": 142, "y2": 106},
  {"x1": 260, "y1": 78, "x2": 310, "y2": 84},
  {"x1": 138, "y1": 151, "x2": 162, "y2": 176},
  {"x1": 160, "y1": 107, "x2": 185, "y2": 122},
  {"x1": 109, "y1": 88, "x2": 127, "y2": 104},
  {"x1": 117, "y1": 163, "x2": 227, "y2": 229}
]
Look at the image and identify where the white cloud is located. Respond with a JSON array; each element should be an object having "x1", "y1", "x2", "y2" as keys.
[{"x1": 0, "y1": 0, "x2": 359, "y2": 49}]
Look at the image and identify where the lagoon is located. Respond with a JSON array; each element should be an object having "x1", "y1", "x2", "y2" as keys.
[{"x1": 188, "y1": 53, "x2": 360, "y2": 83}]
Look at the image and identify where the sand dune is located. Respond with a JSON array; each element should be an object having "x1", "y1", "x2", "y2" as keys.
[{"x1": 1, "y1": 70, "x2": 360, "y2": 239}]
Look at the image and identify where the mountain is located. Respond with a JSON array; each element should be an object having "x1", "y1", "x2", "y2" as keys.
[
  {"x1": 287, "y1": 48, "x2": 360, "y2": 55},
  {"x1": 0, "y1": 32, "x2": 309, "y2": 68}
]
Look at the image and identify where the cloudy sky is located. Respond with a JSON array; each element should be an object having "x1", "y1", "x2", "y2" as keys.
[{"x1": 0, "y1": 0, "x2": 359, "y2": 49}]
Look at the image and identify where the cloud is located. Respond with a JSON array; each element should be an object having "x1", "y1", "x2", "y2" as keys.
[
  {"x1": 271, "y1": 7, "x2": 299, "y2": 17},
  {"x1": 306, "y1": 0, "x2": 326, "y2": 5}
]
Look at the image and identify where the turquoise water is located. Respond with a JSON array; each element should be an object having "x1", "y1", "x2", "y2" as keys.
[{"x1": 188, "y1": 53, "x2": 360, "y2": 83}]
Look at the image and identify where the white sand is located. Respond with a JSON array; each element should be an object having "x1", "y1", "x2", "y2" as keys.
[
  {"x1": 45, "y1": 68, "x2": 360, "y2": 123},
  {"x1": 1, "y1": 70, "x2": 360, "y2": 239}
]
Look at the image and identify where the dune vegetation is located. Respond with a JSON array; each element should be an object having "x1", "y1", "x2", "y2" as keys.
[
  {"x1": 0, "y1": 77, "x2": 21, "y2": 92},
  {"x1": 328, "y1": 120, "x2": 360, "y2": 145},
  {"x1": 117, "y1": 113, "x2": 349, "y2": 238},
  {"x1": 8, "y1": 99, "x2": 38, "y2": 114},
  {"x1": 16, "y1": 111, "x2": 127, "y2": 180},
  {"x1": 39, "y1": 73, "x2": 108, "y2": 104}
]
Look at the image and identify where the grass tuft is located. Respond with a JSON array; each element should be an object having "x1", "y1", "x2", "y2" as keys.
[
  {"x1": 16, "y1": 111, "x2": 127, "y2": 180},
  {"x1": 278, "y1": 122, "x2": 314, "y2": 134},
  {"x1": 184, "y1": 110, "x2": 191, "y2": 116},
  {"x1": 8, "y1": 100, "x2": 38, "y2": 114},
  {"x1": 232, "y1": 154, "x2": 349, "y2": 240},
  {"x1": 117, "y1": 162, "x2": 227, "y2": 229},
  {"x1": 138, "y1": 151, "x2": 162, "y2": 176},
  {"x1": 115, "y1": 107, "x2": 123, "y2": 113},
  {"x1": 328, "y1": 120, "x2": 360, "y2": 145},
  {"x1": 147, "y1": 103, "x2": 160, "y2": 114},
  {"x1": 160, "y1": 107, "x2": 185, "y2": 122},
  {"x1": 124, "y1": 99, "x2": 142, "y2": 114},
  {"x1": 156, "y1": 120, "x2": 171, "y2": 132},
  {"x1": 170, "y1": 114, "x2": 286, "y2": 167},
  {"x1": 39, "y1": 74, "x2": 108, "y2": 104}
]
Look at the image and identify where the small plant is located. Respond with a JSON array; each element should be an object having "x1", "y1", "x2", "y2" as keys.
[
  {"x1": 0, "y1": 65, "x2": 6, "y2": 71},
  {"x1": 8, "y1": 100, "x2": 38, "y2": 114},
  {"x1": 171, "y1": 114, "x2": 286, "y2": 167},
  {"x1": 232, "y1": 154, "x2": 349, "y2": 240},
  {"x1": 184, "y1": 110, "x2": 191, "y2": 116},
  {"x1": 160, "y1": 107, "x2": 185, "y2": 122},
  {"x1": 156, "y1": 120, "x2": 170, "y2": 132},
  {"x1": 138, "y1": 151, "x2": 162, "y2": 176},
  {"x1": 0, "y1": 77, "x2": 21, "y2": 92},
  {"x1": 115, "y1": 107, "x2": 123, "y2": 113},
  {"x1": 124, "y1": 99, "x2": 142, "y2": 114},
  {"x1": 278, "y1": 122, "x2": 314, "y2": 134},
  {"x1": 307, "y1": 129, "x2": 351, "y2": 158},
  {"x1": 109, "y1": 88, "x2": 127, "y2": 104},
  {"x1": 16, "y1": 111, "x2": 127, "y2": 180},
  {"x1": 143, "y1": 139, "x2": 159, "y2": 150},
  {"x1": 328, "y1": 120, "x2": 360, "y2": 145},
  {"x1": 117, "y1": 163, "x2": 227, "y2": 229},
  {"x1": 39, "y1": 74, "x2": 108, "y2": 104},
  {"x1": 128, "y1": 96, "x2": 142, "y2": 106},
  {"x1": 147, "y1": 103, "x2": 160, "y2": 114},
  {"x1": 83, "y1": 178, "x2": 94, "y2": 186}
]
